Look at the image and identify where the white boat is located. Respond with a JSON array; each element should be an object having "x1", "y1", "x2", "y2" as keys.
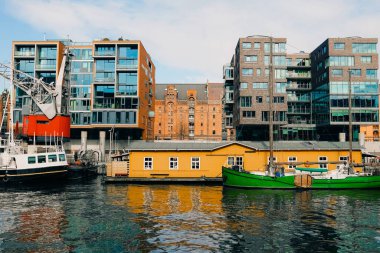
[{"x1": 0, "y1": 139, "x2": 68, "y2": 184}]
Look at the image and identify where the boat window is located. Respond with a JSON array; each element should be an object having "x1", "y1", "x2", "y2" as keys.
[
  {"x1": 59, "y1": 154, "x2": 66, "y2": 162},
  {"x1": 48, "y1": 154, "x2": 57, "y2": 162},
  {"x1": 28, "y1": 156, "x2": 36, "y2": 164},
  {"x1": 38, "y1": 155, "x2": 46, "y2": 163}
]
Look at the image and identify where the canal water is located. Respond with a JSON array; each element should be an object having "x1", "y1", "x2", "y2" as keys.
[{"x1": 0, "y1": 178, "x2": 380, "y2": 253}]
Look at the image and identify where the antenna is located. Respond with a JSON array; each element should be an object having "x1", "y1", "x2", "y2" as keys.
[{"x1": 43, "y1": 33, "x2": 46, "y2": 41}]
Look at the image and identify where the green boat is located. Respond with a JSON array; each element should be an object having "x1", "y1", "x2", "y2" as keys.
[{"x1": 222, "y1": 166, "x2": 380, "y2": 189}]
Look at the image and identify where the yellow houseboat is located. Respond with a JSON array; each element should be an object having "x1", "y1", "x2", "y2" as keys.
[{"x1": 105, "y1": 141, "x2": 363, "y2": 183}]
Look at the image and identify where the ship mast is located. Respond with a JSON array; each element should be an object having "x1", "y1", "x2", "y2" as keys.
[
  {"x1": 268, "y1": 36, "x2": 274, "y2": 175},
  {"x1": 348, "y1": 69, "x2": 353, "y2": 173}
]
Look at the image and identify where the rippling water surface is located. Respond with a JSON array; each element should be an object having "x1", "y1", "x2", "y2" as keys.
[{"x1": 0, "y1": 178, "x2": 380, "y2": 252}]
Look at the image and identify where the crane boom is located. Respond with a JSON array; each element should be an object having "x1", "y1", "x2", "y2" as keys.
[{"x1": 0, "y1": 48, "x2": 71, "y2": 119}]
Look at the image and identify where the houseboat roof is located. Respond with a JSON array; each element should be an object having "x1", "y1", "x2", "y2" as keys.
[{"x1": 122, "y1": 141, "x2": 362, "y2": 152}]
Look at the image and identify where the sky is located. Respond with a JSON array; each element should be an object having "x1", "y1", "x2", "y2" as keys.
[{"x1": 0, "y1": 0, "x2": 379, "y2": 85}]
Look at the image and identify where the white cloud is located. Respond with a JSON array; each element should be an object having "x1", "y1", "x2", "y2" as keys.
[{"x1": 6, "y1": 0, "x2": 380, "y2": 83}]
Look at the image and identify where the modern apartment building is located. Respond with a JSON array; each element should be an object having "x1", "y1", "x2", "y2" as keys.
[
  {"x1": 11, "y1": 38, "x2": 155, "y2": 142},
  {"x1": 222, "y1": 63, "x2": 235, "y2": 140},
  {"x1": 311, "y1": 37, "x2": 379, "y2": 141},
  {"x1": 154, "y1": 83, "x2": 223, "y2": 140},
  {"x1": 225, "y1": 36, "x2": 379, "y2": 142},
  {"x1": 229, "y1": 36, "x2": 288, "y2": 140},
  {"x1": 0, "y1": 90, "x2": 9, "y2": 137}
]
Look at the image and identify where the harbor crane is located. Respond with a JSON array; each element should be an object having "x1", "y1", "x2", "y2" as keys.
[{"x1": 0, "y1": 48, "x2": 72, "y2": 142}]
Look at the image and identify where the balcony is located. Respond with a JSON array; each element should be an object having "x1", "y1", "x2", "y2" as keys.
[
  {"x1": 287, "y1": 108, "x2": 311, "y2": 114},
  {"x1": 94, "y1": 77, "x2": 115, "y2": 83},
  {"x1": 117, "y1": 59, "x2": 138, "y2": 70},
  {"x1": 286, "y1": 72, "x2": 311, "y2": 79},
  {"x1": 14, "y1": 51, "x2": 35, "y2": 57},
  {"x1": 287, "y1": 96, "x2": 311, "y2": 102},
  {"x1": 287, "y1": 62, "x2": 311, "y2": 68},
  {"x1": 35, "y1": 64, "x2": 56, "y2": 70},
  {"x1": 286, "y1": 83, "x2": 311, "y2": 90},
  {"x1": 94, "y1": 50, "x2": 115, "y2": 57}
]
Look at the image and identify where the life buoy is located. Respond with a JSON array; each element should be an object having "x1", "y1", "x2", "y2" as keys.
[
  {"x1": 305, "y1": 162, "x2": 310, "y2": 168},
  {"x1": 3, "y1": 175, "x2": 8, "y2": 183}
]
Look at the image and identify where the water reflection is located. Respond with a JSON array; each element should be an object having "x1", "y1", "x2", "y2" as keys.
[{"x1": 0, "y1": 180, "x2": 379, "y2": 252}]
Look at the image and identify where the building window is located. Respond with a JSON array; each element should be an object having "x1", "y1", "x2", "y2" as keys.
[
  {"x1": 334, "y1": 43, "x2": 345, "y2": 50},
  {"x1": 212, "y1": 130, "x2": 216, "y2": 135},
  {"x1": 267, "y1": 156, "x2": 277, "y2": 164},
  {"x1": 332, "y1": 69, "x2": 343, "y2": 76},
  {"x1": 319, "y1": 156, "x2": 328, "y2": 169},
  {"x1": 240, "y1": 96, "x2": 252, "y2": 107},
  {"x1": 253, "y1": 83, "x2": 268, "y2": 89},
  {"x1": 350, "y1": 69, "x2": 361, "y2": 76},
  {"x1": 254, "y1": 42, "x2": 260, "y2": 49},
  {"x1": 191, "y1": 157, "x2": 200, "y2": 170},
  {"x1": 256, "y1": 68, "x2": 261, "y2": 76},
  {"x1": 144, "y1": 157, "x2": 153, "y2": 170},
  {"x1": 242, "y1": 68, "x2": 253, "y2": 76},
  {"x1": 240, "y1": 82, "x2": 248, "y2": 89},
  {"x1": 352, "y1": 43, "x2": 377, "y2": 53},
  {"x1": 361, "y1": 56, "x2": 372, "y2": 64},
  {"x1": 366, "y1": 69, "x2": 377, "y2": 79},
  {"x1": 244, "y1": 55, "x2": 258, "y2": 62},
  {"x1": 339, "y1": 156, "x2": 348, "y2": 161},
  {"x1": 256, "y1": 96, "x2": 263, "y2": 103},
  {"x1": 242, "y1": 42, "x2": 251, "y2": 49},
  {"x1": 169, "y1": 157, "x2": 178, "y2": 170},
  {"x1": 242, "y1": 111, "x2": 256, "y2": 118},
  {"x1": 288, "y1": 156, "x2": 297, "y2": 169},
  {"x1": 327, "y1": 56, "x2": 354, "y2": 66}
]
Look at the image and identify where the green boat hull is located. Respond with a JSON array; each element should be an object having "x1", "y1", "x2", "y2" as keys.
[{"x1": 222, "y1": 167, "x2": 380, "y2": 189}]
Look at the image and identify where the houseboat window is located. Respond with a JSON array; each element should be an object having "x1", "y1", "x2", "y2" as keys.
[
  {"x1": 144, "y1": 157, "x2": 153, "y2": 170},
  {"x1": 288, "y1": 156, "x2": 297, "y2": 169},
  {"x1": 339, "y1": 156, "x2": 348, "y2": 161},
  {"x1": 236, "y1": 157, "x2": 243, "y2": 168},
  {"x1": 267, "y1": 156, "x2": 277, "y2": 163},
  {"x1": 28, "y1": 156, "x2": 36, "y2": 164},
  {"x1": 59, "y1": 154, "x2": 66, "y2": 161},
  {"x1": 191, "y1": 157, "x2": 200, "y2": 170},
  {"x1": 38, "y1": 155, "x2": 46, "y2": 163},
  {"x1": 319, "y1": 156, "x2": 328, "y2": 169},
  {"x1": 227, "y1": 157, "x2": 235, "y2": 166},
  {"x1": 169, "y1": 157, "x2": 178, "y2": 170},
  {"x1": 48, "y1": 154, "x2": 57, "y2": 162}
]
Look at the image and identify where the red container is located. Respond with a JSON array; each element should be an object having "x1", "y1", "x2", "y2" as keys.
[{"x1": 22, "y1": 115, "x2": 71, "y2": 140}]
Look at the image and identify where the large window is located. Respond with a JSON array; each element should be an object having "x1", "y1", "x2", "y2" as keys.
[
  {"x1": 361, "y1": 56, "x2": 372, "y2": 64},
  {"x1": 39, "y1": 46, "x2": 57, "y2": 59},
  {"x1": 96, "y1": 60, "x2": 115, "y2": 82},
  {"x1": 38, "y1": 155, "x2": 46, "y2": 163},
  {"x1": 240, "y1": 96, "x2": 252, "y2": 107},
  {"x1": 169, "y1": 157, "x2": 178, "y2": 170},
  {"x1": 253, "y1": 82, "x2": 268, "y2": 89},
  {"x1": 332, "y1": 69, "x2": 343, "y2": 76},
  {"x1": 242, "y1": 111, "x2": 255, "y2": 118},
  {"x1": 95, "y1": 46, "x2": 115, "y2": 56},
  {"x1": 350, "y1": 69, "x2": 361, "y2": 76},
  {"x1": 330, "y1": 82, "x2": 378, "y2": 94},
  {"x1": 352, "y1": 43, "x2": 377, "y2": 53},
  {"x1": 117, "y1": 72, "x2": 137, "y2": 95},
  {"x1": 191, "y1": 157, "x2": 200, "y2": 170},
  {"x1": 327, "y1": 56, "x2": 354, "y2": 66},
  {"x1": 242, "y1": 42, "x2": 251, "y2": 49},
  {"x1": 144, "y1": 157, "x2": 153, "y2": 170},
  {"x1": 275, "y1": 83, "x2": 287, "y2": 93},
  {"x1": 227, "y1": 156, "x2": 243, "y2": 169},
  {"x1": 240, "y1": 82, "x2": 248, "y2": 89},
  {"x1": 242, "y1": 68, "x2": 253, "y2": 76},
  {"x1": 28, "y1": 156, "x2": 36, "y2": 164},
  {"x1": 244, "y1": 55, "x2": 257, "y2": 62},
  {"x1": 334, "y1": 43, "x2": 345, "y2": 50},
  {"x1": 366, "y1": 69, "x2": 377, "y2": 79}
]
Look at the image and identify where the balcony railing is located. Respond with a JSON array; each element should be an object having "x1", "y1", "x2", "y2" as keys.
[
  {"x1": 287, "y1": 96, "x2": 311, "y2": 102},
  {"x1": 117, "y1": 60, "x2": 138, "y2": 70},
  {"x1": 94, "y1": 77, "x2": 115, "y2": 83},
  {"x1": 14, "y1": 51, "x2": 35, "y2": 57},
  {"x1": 286, "y1": 72, "x2": 311, "y2": 78},
  {"x1": 286, "y1": 83, "x2": 311, "y2": 90},
  {"x1": 287, "y1": 108, "x2": 311, "y2": 114},
  {"x1": 94, "y1": 50, "x2": 116, "y2": 57},
  {"x1": 35, "y1": 64, "x2": 56, "y2": 70}
]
